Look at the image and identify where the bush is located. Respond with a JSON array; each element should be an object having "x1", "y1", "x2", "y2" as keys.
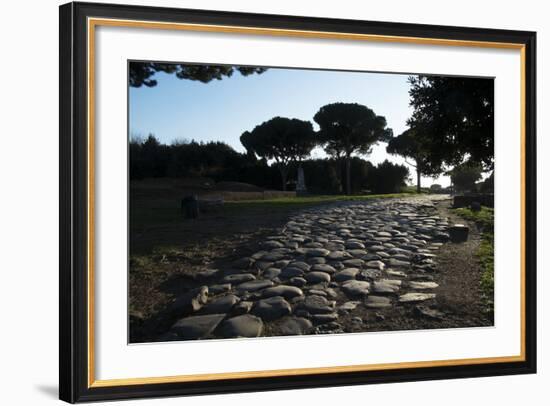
[
  {"x1": 365, "y1": 160, "x2": 409, "y2": 194},
  {"x1": 349, "y1": 158, "x2": 375, "y2": 194},
  {"x1": 130, "y1": 136, "x2": 280, "y2": 189},
  {"x1": 300, "y1": 159, "x2": 342, "y2": 194},
  {"x1": 301, "y1": 157, "x2": 379, "y2": 195},
  {"x1": 449, "y1": 162, "x2": 482, "y2": 193},
  {"x1": 130, "y1": 135, "x2": 170, "y2": 179},
  {"x1": 130, "y1": 137, "x2": 408, "y2": 194}
]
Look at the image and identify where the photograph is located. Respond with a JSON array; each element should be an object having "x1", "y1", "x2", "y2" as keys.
[
  {"x1": 128, "y1": 61, "x2": 495, "y2": 343},
  {"x1": 55, "y1": 1, "x2": 538, "y2": 402}
]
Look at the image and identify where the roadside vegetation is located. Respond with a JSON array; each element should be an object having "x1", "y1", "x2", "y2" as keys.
[
  {"x1": 453, "y1": 207, "x2": 494, "y2": 318},
  {"x1": 131, "y1": 191, "x2": 420, "y2": 254},
  {"x1": 129, "y1": 192, "x2": 419, "y2": 270},
  {"x1": 225, "y1": 192, "x2": 417, "y2": 209}
]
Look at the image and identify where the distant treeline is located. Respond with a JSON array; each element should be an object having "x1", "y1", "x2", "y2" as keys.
[{"x1": 130, "y1": 135, "x2": 409, "y2": 195}]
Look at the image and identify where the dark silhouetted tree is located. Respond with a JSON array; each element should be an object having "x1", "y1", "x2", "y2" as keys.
[
  {"x1": 479, "y1": 171, "x2": 494, "y2": 193},
  {"x1": 314, "y1": 103, "x2": 392, "y2": 195},
  {"x1": 365, "y1": 160, "x2": 410, "y2": 194},
  {"x1": 132, "y1": 134, "x2": 169, "y2": 178},
  {"x1": 386, "y1": 128, "x2": 442, "y2": 193},
  {"x1": 129, "y1": 62, "x2": 266, "y2": 88},
  {"x1": 407, "y1": 75, "x2": 494, "y2": 170},
  {"x1": 129, "y1": 136, "x2": 282, "y2": 189},
  {"x1": 300, "y1": 159, "x2": 342, "y2": 194},
  {"x1": 240, "y1": 117, "x2": 317, "y2": 191},
  {"x1": 449, "y1": 162, "x2": 483, "y2": 193}
]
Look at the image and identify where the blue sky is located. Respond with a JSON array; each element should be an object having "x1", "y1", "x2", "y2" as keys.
[{"x1": 129, "y1": 66, "x2": 451, "y2": 186}]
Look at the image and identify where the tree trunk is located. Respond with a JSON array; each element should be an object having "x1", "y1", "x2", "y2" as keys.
[
  {"x1": 338, "y1": 158, "x2": 345, "y2": 194},
  {"x1": 416, "y1": 168, "x2": 421, "y2": 193},
  {"x1": 345, "y1": 156, "x2": 351, "y2": 195},
  {"x1": 279, "y1": 167, "x2": 288, "y2": 191}
]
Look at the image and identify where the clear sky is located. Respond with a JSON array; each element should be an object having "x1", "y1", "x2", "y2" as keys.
[{"x1": 129, "y1": 66, "x2": 451, "y2": 187}]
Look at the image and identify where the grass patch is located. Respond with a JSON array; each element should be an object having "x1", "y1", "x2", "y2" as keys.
[
  {"x1": 453, "y1": 206, "x2": 494, "y2": 318},
  {"x1": 401, "y1": 185, "x2": 430, "y2": 194},
  {"x1": 132, "y1": 193, "x2": 417, "y2": 225},
  {"x1": 224, "y1": 192, "x2": 417, "y2": 210},
  {"x1": 477, "y1": 234, "x2": 494, "y2": 316},
  {"x1": 130, "y1": 192, "x2": 418, "y2": 255},
  {"x1": 453, "y1": 206, "x2": 494, "y2": 232}
]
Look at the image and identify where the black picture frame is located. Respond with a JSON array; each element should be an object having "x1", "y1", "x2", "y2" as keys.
[{"x1": 59, "y1": 1, "x2": 537, "y2": 403}]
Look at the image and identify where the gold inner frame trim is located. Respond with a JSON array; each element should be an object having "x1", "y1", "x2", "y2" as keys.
[{"x1": 87, "y1": 17, "x2": 527, "y2": 388}]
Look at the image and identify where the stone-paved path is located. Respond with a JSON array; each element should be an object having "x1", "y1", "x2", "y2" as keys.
[{"x1": 160, "y1": 194, "x2": 457, "y2": 341}]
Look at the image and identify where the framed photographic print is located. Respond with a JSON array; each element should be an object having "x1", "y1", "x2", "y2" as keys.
[{"x1": 59, "y1": 1, "x2": 537, "y2": 403}]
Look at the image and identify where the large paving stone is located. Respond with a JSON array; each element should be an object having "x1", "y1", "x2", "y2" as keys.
[
  {"x1": 342, "y1": 258, "x2": 365, "y2": 267},
  {"x1": 252, "y1": 296, "x2": 292, "y2": 320},
  {"x1": 261, "y1": 285, "x2": 304, "y2": 299},
  {"x1": 263, "y1": 240, "x2": 285, "y2": 249},
  {"x1": 365, "y1": 260, "x2": 385, "y2": 271},
  {"x1": 398, "y1": 292, "x2": 436, "y2": 303},
  {"x1": 341, "y1": 280, "x2": 371, "y2": 297},
  {"x1": 221, "y1": 273, "x2": 256, "y2": 284},
  {"x1": 348, "y1": 249, "x2": 368, "y2": 257},
  {"x1": 170, "y1": 286, "x2": 208, "y2": 315},
  {"x1": 235, "y1": 280, "x2": 274, "y2": 293},
  {"x1": 289, "y1": 277, "x2": 307, "y2": 287},
  {"x1": 254, "y1": 261, "x2": 274, "y2": 271},
  {"x1": 221, "y1": 314, "x2": 264, "y2": 338},
  {"x1": 288, "y1": 261, "x2": 311, "y2": 271},
  {"x1": 334, "y1": 268, "x2": 360, "y2": 282},
  {"x1": 251, "y1": 251, "x2": 268, "y2": 260},
  {"x1": 346, "y1": 241, "x2": 366, "y2": 249},
  {"x1": 328, "y1": 251, "x2": 349, "y2": 260},
  {"x1": 413, "y1": 305, "x2": 445, "y2": 319},
  {"x1": 232, "y1": 257, "x2": 254, "y2": 269},
  {"x1": 386, "y1": 269, "x2": 407, "y2": 278},
  {"x1": 232, "y1": 300, "x2": 253, "y2": 316},
  {"x1": 301, "y1": 295, "x2": 334, "y2": 314},
  {"x1": 280, "y1": 267, "x2": 305, "y2": 279},
  {"x1": 171, "y1": 314, "x2": 226, "y2": 339},
  {"x1": 409, "y1": 281, "x2": 439, "y2": 290},
  {"x1": 358, "y1": 269, "x2": 380, "y2": 281},
  {"x1": 310, "y1": 313, "x2": 339, "y2": 324},
  {"x1": 305, "y1": 271, "x2": 331, "y2": 284},
  {"x1": 201, "y1": 294, "x2": 240, "y2": 314},
  {"x1": 274, "y1": 260, "x2": 291, "y2": 268},
  {"x1": 339, "y1": 301, "x2": 360, "y2": 312},
  {"x1": 262, "y1": 268, "x2": 282, "y2": 280},
  {"x1": 325, "y1": 288, "x2": 338, "y2": 299},
  {"x1": 372, "y1": 279, "x2": 402, "y2": 294},
  {"x1": 310, "y1": 264, "x2": 337, "y2": 274},
  {"x1": 305, "y1": 248, "x2": 330, "y2": 257},
  {"x1": 449, "y1": 224, "x2": 469, "y2": 242},
  {"x1": 277, "y1": 317, "x2": 313, "y2": 335},
  {"x1": 388, "y1": 258, "x2": 411, "y2": 267},
  {"x1": 194, "y1": 269, "x2": 219, "y2": 280},
  {"x1": 261, "y1": 252, "x2": 286, "y2": 262},
  {"x1": 365, "y1": 295, "x2": 392, "y2": 308},
  {"x1": 208, "y1": 283, "x2": 232, "y2": 294}
]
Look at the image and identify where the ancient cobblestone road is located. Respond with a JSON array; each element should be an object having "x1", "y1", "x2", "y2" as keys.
[{"x1": 162, "y1": 194, "x2": 456, "y2": 340}]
